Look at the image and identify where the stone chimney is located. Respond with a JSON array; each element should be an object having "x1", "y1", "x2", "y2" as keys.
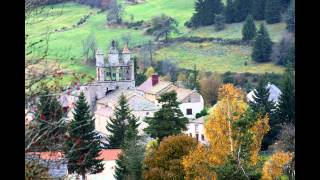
[{"x1": 151, "y1": 74, "x2": 159, "y2": 86}]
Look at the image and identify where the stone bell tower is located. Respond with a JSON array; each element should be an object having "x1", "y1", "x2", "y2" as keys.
[
  {"x1": 96, "y1": 48, "x2": 105, "y2": 81},
  {"x1": 92, "y1": 40, "x2": 135, "y2": 100}
]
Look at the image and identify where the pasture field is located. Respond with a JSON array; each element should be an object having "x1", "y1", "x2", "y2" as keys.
[{"x1": 26, "y1": 1, "x2": 285, "y2": 75}]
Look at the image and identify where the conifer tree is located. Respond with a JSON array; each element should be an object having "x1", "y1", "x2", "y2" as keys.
[
  {"x1": 106, "y1": 94, "x2": 133, "y2": 149},
  {"x1": 249, "y1": 77, "x2": 275, "y2": 115},
  {"x1": 265, "y1": 0, "x2": 281, "y2": 24},
  {"x1": 144, "y1": 91, "x2": 188, "y2": 141},
  {"x1": 34, "y1": 88, "x2": 65, "y2": 151},
  {"x1": 249, "y1": 77, "x2": 277, "y2": 150},
  {"x1": 252, "y1": 24, "x2": 273, "y2": 62},
  {"x1": 189, "y1": 0, "x2": 224, "y2": 27},
  {"x1": 115, "y1": 112, "x2": 144, "y2": 180},
  {"x1": 276, "y1": 67, "x2": 295, "y2": 125},
  {"x1": 225, "y1": 0, "x2": 236, "y2": 23},
  {"x1": 114, "y1": 154, "x2": 126, "y2": 180},
  {"x1": 242, "y1": 15, "x2": 257, "y2": 41},
  {"x1": 234, "y1": 0, "x2": 254, "y2": 22},
  {"x1": 65, "y1": 92, "x2": 104, "y2": 179},
  {"x1": 286, "y1": 0, "x2": 295, "y2": 32},
  {"x1": 252, "y1": 0, "x2": 266, "y2": 20}
]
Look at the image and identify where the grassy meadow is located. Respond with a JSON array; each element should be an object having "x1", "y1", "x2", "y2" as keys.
[
  {"x1": 154, "y1": 42, "x2": 284, "y2": 74},
  {"x1": 26, "y1": 1, "x2": 286, "y2": 77}
]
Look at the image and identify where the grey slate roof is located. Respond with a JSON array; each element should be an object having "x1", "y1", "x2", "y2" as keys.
[{"x1": 97, "y1": 89, "x2": 158, "y2": 111}]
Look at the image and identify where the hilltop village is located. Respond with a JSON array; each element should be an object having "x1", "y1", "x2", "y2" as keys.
[{"x1": 59, "y1": 41, "x2": 207, "y2": 144}]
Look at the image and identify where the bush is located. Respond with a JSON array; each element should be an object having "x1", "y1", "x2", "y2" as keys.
[{"x1": 214, "y1": 14, "x2": 226, "y2": 31}]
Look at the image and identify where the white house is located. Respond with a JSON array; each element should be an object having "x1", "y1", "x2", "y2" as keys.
[
  {"x1": 137, "y1": 74, "x2": 204, "y2": 120},
  {"x1": 184, "y1": 116, "x2": 209, "y2": 145},
  {"x1": 68, "y1": 149, "x2": 122, "y2": 180},
  {"x1": 86, "y1": 149, "x2": 122, "y2": 180}
]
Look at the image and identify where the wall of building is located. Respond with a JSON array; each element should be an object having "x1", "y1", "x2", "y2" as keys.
[
  {"x1": 179, "y1": 95, "x2": 204, "y2": 119},
  {"x1": 87, "y1": 160, "x2": 117, "y2": 180},
  {"x1": 184, "y1": 123, "x2": 208, "y2": 144}
]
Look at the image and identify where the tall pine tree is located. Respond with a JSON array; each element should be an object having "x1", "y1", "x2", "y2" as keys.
[
  {"x1": 242, "y1": 15, "x2": 257, "y2": 41},
  {"x1": 115, "y1": 111, "x2": 144, "y2": 180},
  {"x1": 225, "y1": 0, "x2": 236, "y2": 23},
  {"x1": 249, "y1": 77, "x2": 275, "y2": 115},
  {"x1": 252, "y1": 0, "x2": 266, "y2": 20},
  {"x1": 252, "y1": 23, "x2": 273, "y2": 62},
  {"x1": 144, "y1": 91, "x2": 188, "y2": 141},
  {"x1": 265, "y1": 0, "x2": 281, "y2": 24},
  {"x1": 234, "y1": 0, "x2": 254, "y2": 22},
  {"x1": 189, "y1": 0, "x2": 224, "y2": 27},
  {"x1": 276, "y1": 67, "x2": 295, "y2": 125},
  {"x1": 33, "y1": 88, "x2": 65, "y2": 151},
  {"x1": 248, "y1": 77, "x2": 277, "y2": 150},
  {"x1": 65, "y1": 92, "x2": 104, "y2": 179},
  {"x1": 106, "y1": 94, "x2": 133, "y2": 148},
  {"x1": 286, "y1": 0, "x2": 295, "y2": 32}
]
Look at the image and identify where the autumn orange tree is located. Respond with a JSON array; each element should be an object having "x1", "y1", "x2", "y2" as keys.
[
  {"x1": 143, "y1": 135, "x2": 198, "y2": 180},
  {"x1": 261, "y1": 151, "x2": 293, "y2": 180},
  {"x1": 183, "y1": 84, "x2": 272, "y2": 179}
]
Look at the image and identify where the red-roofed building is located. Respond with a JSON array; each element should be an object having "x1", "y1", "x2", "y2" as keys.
[
  {"x1": 98, "y1": 149, "x2": 122, "y2": 161},
  {"x1": 86, "y1": 149, "x2": 122, "y2": 180}
]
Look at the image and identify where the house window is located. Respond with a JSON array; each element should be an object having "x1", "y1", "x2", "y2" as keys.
[
  {"x1": 201, "y1": 134, "x2": 205, "y2": 141},
  {"x1": 188, "y1": 97, "x2": 191, "y2": 102},
  {"x1": 196, "y1": 134, "x2": 199, "y2": 141},
  {"x1": 189, "y1": 133, "x2": 192, "y2": 137},
  {"x1": 186, "y1": 109, "x2": 192, "y2": 115},
  {"x1": 146, "y1": 112, "x2": 149, "y2": 115}
]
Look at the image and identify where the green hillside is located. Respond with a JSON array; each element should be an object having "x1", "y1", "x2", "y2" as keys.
[{"x1": 26, "y1": 1, "x2": 286, "y2": 76}]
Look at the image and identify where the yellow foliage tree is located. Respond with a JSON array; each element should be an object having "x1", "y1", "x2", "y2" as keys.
[
  {"x1": 182, "y1": 144, "x2": 217, "y2": 180},
  {"x1": 183, "y1": 84, "x2": 271, "y2": 179},
  {"x1": 205, "y1": 84, "x2": 247, "y2": 164},
  {"x1": 145, "y1": 67, "x2": 155, "y2": 77},
  {"x1": 261, "y1": 151, "x2": 293, "y2": 180}
]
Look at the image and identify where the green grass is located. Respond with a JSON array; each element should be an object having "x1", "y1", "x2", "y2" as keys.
[
  {"x1": 26, "y1": 1, "x2": 286, "y2": 76},
  {"x1": 154, "y1": 42, "x2": 284, "y2": 74},
  {"x1": 123, "y1": 0, "x2": 196, "y2": 33},
  {"x1": 185, "y1": 21, "x2": 286, "y2": 42},
  {"x1": 26, "y1": 2, "x2": 153, "y2": 75}
]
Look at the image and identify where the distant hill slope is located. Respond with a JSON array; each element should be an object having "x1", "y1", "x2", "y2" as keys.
[{"x1": 26, "y1": 1, "x2": 285, "y2": 77}]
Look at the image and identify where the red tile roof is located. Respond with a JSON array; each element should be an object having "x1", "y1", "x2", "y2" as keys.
[
  {"x1": 98, "y1": 149, "x2": 122, "y2": 161},
  {"x1": 26, "y1": 152, "x2": 64, "y2": 160}
]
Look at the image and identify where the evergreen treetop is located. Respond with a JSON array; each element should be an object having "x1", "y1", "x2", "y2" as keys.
[
  {"x1": 33, "y1": 88, "x2": 65, "y2": 151},
  {"x1": 188, "y1": 0, "x2": 224, "y2": 27},
  {"x1": 252, "y1": 23, "x2": 273, "y2": 62},
  {"x1": 66, "y1": 92, "x2": 104, "y2": 179},
  {"x1": 234, "y1": 0, "x2": 254, "y2": 22},
  {"x1": 265, "y1": 0, "x2": 281, "y2": 24},
  {"x1": 249, "y1": 77, "x2": 275, "y2": 116},
  {"x1": 242, "y1": 15, "x2": 257, "y2": 41},
  {"x1": 252, "y1": 0, "x2": 266, "y2": 20},
  {"x1": 114, "y1": 106, "x2": 144, "y2": 180},
  {"x1": 225, "y1": 0, "x2": 236, "y2": 23},
  {"x1": 144, "y1": 91, "x2": 188, "y2": 141},
  {"x1": 276, "y1": 67, "x2": 295, "y2": 124},
  {"x1": 106, "y1": 93, "x2": 134, "y2": 149}
]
